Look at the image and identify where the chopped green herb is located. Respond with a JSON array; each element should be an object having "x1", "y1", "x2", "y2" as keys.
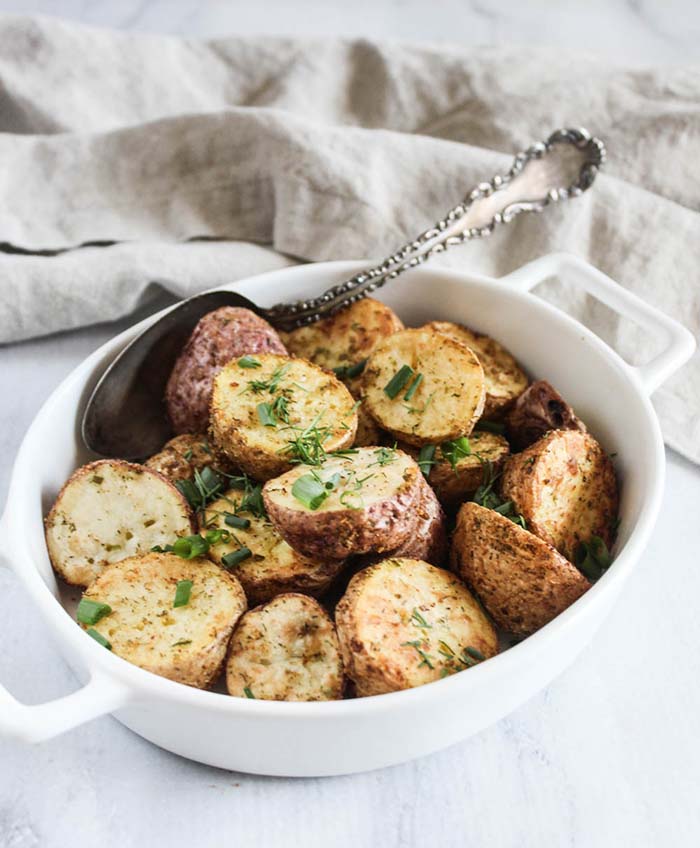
[
  {"x1": 339, "y1": 489, "x2": 363, "y2": 509},
  {"x1": 182, "y1": 448, "x2": 193, "y2": 461},
  {"x1": 402, "y1": 639, "x2": 434, "y2": 669},
  {"x1": 77, "y1": 598, "x2": 112, "y2": 626},
  {"x1": 248, "y1": 363, "x2": 291, "y2": 394},
  {"x1": 222, "y1": 547, "x2": 252, "y2": 569},
  {"x1": 243, "y1": 686, "x2": 255, "y2": 699},
  {"x1": 173, "y1": 579, "x2": 193, "y2": 608},
  {"x1": 333, "y1": 358, "x2": 367, "y2": 380},
  {"x1": 417, "y1": 445, "x2": 437, "y2": 477},
  {"x1": 225, "y1": 512, "x2": 251, "y2": 530},
  {"x1": 172, "y1": 639, "x2": 192, "y2": 647},
  {"x1": 238, "y1": 355, "x2": 262, "y2": 369},
  {"x1": 204, "y1": 528, "x2": 231, "y2": 546},
  {"x1": 403, "y1": 373, "x2": 424, "y2": 402},
  {"x1": 475, "y1": 420, "x2": 506, "y2": 435},
  {"x1": 440, "y1": 436, "x2": 471, "y2": 471},
  {"x1": 292, "y1": 473, "x2": 331, "y2": 510},
  {"x1": 86, "y1": 628, "x2": 112, "y2": 650},
  {"x1": 175, "y1": 465, "x2": 225, "y2": 514},
  {"x1": 575, "y1": 535, "x2": 612, "y2": 581},
  {"x1": 171, "y1": 535, "x2": 209, "y2": 559},
  {"x1": 464, "y1": 646, "x2": 485, "y2": 661},
  {"x1": 384, "y1": 365, "x2": 414, "y2": 399},
  {"x1": 410, "y1": 608, "x2": 432, "y2": 629},
  {"x1": 472, "y1": 461, "x2": 526, "y2": 528},
  {"x1": 369, "y1": 447, "x2": 397, "y2": 467},
  {"x1": 257, "y1": 402, "x2": 277, "y2": 427}
]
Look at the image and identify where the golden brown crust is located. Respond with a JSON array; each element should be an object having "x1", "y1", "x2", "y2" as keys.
[
  {"x1": 45, "y1": 460, "x2": 197, "y2": 587},
  {"x1": 424, "y1": 321, "x2": 528, "y2": 418},
  {"x1": 226, "y1": 593, "x2": 344, "y2": 701},
  {"x1": 500, "y1": 430, "x2": 618, "y2": 562},
  {"x1": 210, "y1": 354, "x2": 357, "y2": 481},
  {"x1": 428, "y1": 431, "x2": 510, "y2": 507},
  {"x1": 82, "y1": 552, "x2": 247, "y2": 689},
  {"x1": 450, "y1": 502, "x2": 590, "y2": 636},
  {"x1": 166, "y1": 307, "x2": 287, "y2": 434},
  {"x1": 335, "y1": 558, "x2": 498, "y2": 696},
  {"x1": 144, "y1": 433, "x2": 235, "y2": 481},
  {"x1": 201, "y1": 491, "x2": 346, "y2": 605},
  {"x1": 362, "y1": 328, "x2": 486, "y2": 446}
]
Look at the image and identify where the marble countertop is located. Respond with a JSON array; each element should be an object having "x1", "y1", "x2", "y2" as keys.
[{"x1": 1, "y1": 2, "x2": 699, "y2": 847}]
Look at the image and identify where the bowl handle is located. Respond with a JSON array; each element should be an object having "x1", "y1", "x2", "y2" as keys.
[
  {"x1": 499, "y1": 252, "x2": 696, "y2": 395},
  {"x1": 0, "y1": 670, "x2": 130, "y2": 743}
]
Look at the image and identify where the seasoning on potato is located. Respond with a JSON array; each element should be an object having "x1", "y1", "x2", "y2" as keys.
[
  {"x1": 362, "y1": 327, "x2": 486, "y2": 446},
  {"x1": 335, "y1": 557, "x2": 498, "y2": 696},
  {"x1": 263, "y1": 446, "x2": 423, "y2": 560},
  {"x1": 145, "y1": 433, "x2": 235, "y2": 482},
  {"x1": 45, "y1": 459, "x2": 197, "y2": 587},
  {"x1": 226, "y1": 593, "x2": 344, "y2": 701},
  {"x1": 210, "y1": 353, "x2": 358, "y2": 481},
  {"x1": 80, "y1": 552, "x2": 247, "y2": 689},
  {"x1": 451, "y1": 502, "x2": 590, "y2": 636},
  {"x1": 427, "y1": 430, "x2": 510, "y2": 507}
]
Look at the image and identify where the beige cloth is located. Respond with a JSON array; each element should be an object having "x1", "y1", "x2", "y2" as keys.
[{"x1": 0, "y1": 15, "x2": 698, "y2": 460}]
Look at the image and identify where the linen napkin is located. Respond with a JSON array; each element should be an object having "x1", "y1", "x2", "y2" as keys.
[{"x1": 0, "y1": 14, "x2": 698, "y2": 461}]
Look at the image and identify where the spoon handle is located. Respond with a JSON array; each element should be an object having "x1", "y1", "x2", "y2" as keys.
[{"x1": 265, "y1": 127, "x2": 606, "y2": 330}]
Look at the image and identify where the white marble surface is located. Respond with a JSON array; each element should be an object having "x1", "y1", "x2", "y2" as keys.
[{"x1": 1, "y1": 2, "x2": 699, "y2": 847}]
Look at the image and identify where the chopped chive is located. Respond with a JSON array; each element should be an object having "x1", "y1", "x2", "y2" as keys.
[
  {"x1": 204, "y1": 528, "x2": 231, "y2": 546},
  {"x1": 475, "y1": 420, "x2": 506, "y2": 435},
  {"x1": 243, "y1": 686, "x2": 255, "y2": 699},
  {"x1": 183, "y1": 448, "x2": 193, "y2": 461},
  {"x1": 410, "y1": 608, "x2": 432, "y2": 629},
  {"x1": 441, "y1": 436, "x2": 471, "y2": 471},
  {"x1": 172, "y1": 638, "x2": 192, "y2": 647},
  {"x1": 384, "y1": 365, "x2": 414, "y2": 399},
  {"x1": 77, "y1": 598, "x2": 112, "y2": 626},
  {"x1": 222, "y1": 547, "x2": 252, "y2": 569},
  {"x1": 333, "y1": 358, "x2": 368, "y2": 380},
  {"x1": 417, "y1": 445, "x2": 436, "y2": 477},
  {"x1": 238, "y1": 356, "x2": 262, "y2": 369},
  {"x1": 257, "y1": 402, "x2": 277, "y2": 427},
  {"x1": 292, "y1": 473, "x2": 330, "y2": 510},
  {"x1": 173, "y1": 579, "x2": 193, "y2": 608},
  {"x1": 464, "y1": 646, "x2": 485, "y2": 661},
  {"x1": 86, "y1": 628, "x2": 112, "y2": 650},
  {"x1": 403, "y1": 373, "x2": 424, "y2": 402},
  {"x1": 225, "y1": 512, "x2": 251, "y2": 530},
  {"x1": 172, "y1": 535, "x2": 209, "y2": 559}
]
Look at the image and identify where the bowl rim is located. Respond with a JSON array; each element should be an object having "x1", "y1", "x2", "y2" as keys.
[{"x1": 2, "y1": 259, "x2": 666, "y2": 718}]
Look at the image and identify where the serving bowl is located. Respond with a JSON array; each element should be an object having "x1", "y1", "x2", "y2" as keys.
[{"x1": 0, "y1": 252, "x2": 694, "y2": 776}]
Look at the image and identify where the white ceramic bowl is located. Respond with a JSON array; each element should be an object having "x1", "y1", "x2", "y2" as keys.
[{"x1": 0, "y1": 253, "x2": 694, "y2": 776}]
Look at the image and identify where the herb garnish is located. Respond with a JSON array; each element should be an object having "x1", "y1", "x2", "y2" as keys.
[
  {"x1": 173, "y1": 579, "x2": 193, "y2": 608},
  {"x1": 152, "y1": 528, "x2": 231, "y2": 559},
  {"x1": 410, "y1": 608, "x2": 432, "y2": 629},
  {"x1": 475, "y1": 420, "x2": 506, "y2": 435},
  {"x1": 291, "y1": 471, "x2": 341, "y2": 510},
  {"x1": 222, "y1": 547, "x2": 252, "y2": 569},
  {"x1": 238, "y1": 356, "x2": 262, "y2": 369},
  {"x1": 384, "y1": 365, "x2": 414, "y2": 399},
  {"x1": 472, "y1": 461, "x2": 526, "y2": 528},
  {"x1": 403, "y1": 373, "x2": 423, "y2": 402},
  {"x1": 172, "y1": 639, "x2": 192, "y2": 647},
  {"x1": 402, "y1": 640, "x2": 434, "y2": 669},
  {"x1": 86, "y1": 628, "x2": 112, "y2": 650},
  {"x1": 417, "y1": 445, "x2": 436, "y2": 477},
  {"x1": 77, "y1": 598, "x2": 112, "y2": 626},
  {"x1": 248, "y1": 363, "x2": 291, "y2": 394},
  {"x1": 575, "y1": 535, "x2": 612, "y2": 581},
  {"x1": 440, "y1": 436, "x2": 472, "y2": 471},
  {"x1": 224, "y1": 512, "x2": 251, "y2": 530},
  {"x1": 243, "y1": 686, "x2": 256, "y2": 699},
  {"x1": 333, "y1": 358, "x2": 367, "y2": 380},
  {"x1": 175, "y1": 466, "x2": 225, "y2": 514},
  {"x1": 369, "y1": 446, "x2": 397, "y2": 467}
]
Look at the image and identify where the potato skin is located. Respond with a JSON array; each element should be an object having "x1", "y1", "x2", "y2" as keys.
[
  {"x1": 144, "y1": 433, "x2": 235, "y2": 481},
  {"x1": 201, "y1": 491, "x2": 346, "y2": 605},
  {"x1": 353, "y1": 403, "x2": 386, "y2": 447},
  {"x1": 210, "y1": 353, "x2": 357, "y2": 481},
  {"x1": 335, "y1": 558, "x2": 498, "y2": 696},
  {"x1": 451, "y1": 502, "x2": 590, "y2": 636},
  {"x1": 281, "y1": 297, "x2": 404, "y2": 397},
  {"x1": 424, "y1": 321, "x2": 528, "y2": 418},
  {"x1": 505, "y1": 380, "x2": 586, "y2": 451},
  {"x1": 362, "y1": 327, "x2": 486, "y2": 446},
  {"x1": 82, "y1": 552, "x2": 247, "y2": 689},
  {"x1": 263, "y1": 447, "x2": 423, "y2": 560},
  {"x1": 166, "y1": 307, "x2": 287, "y2": 434},
  {"x1": 500, "y1": 429, "x2": 618, "y2": 562},
  {"x1": 428, "y1": 431, "x2": 510, "y2": 507},
  {"x1": 45, "y1": 460, "x2": 197, "y2": 587},
  {"x1": 226, "y1": 593, "x2": 344, "y2": 701}
]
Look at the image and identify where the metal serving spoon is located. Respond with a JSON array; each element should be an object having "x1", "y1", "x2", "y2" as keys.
[{"x1": 82, "y1": 127, "x2": 606, "y2": 459}]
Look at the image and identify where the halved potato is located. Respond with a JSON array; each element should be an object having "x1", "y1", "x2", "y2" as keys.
[
  {"x1": 81, "y1": 552, "x2": 247, "y2": 688},
  {"x1": 144, "y1": 434, "x2": 235, "y2": 482},
  {"x1": 500, "y1": 429, "x2": 618, "y2": 562},
  {"x1": 210, "y1": 353, "x2": 357, "y2": 481},
  {"x1": 201, "y1": 490, "x2": 346, "y2": 605},
  {"x1": 424, "y1": 321, "x2": 528, "y2": 419},
  {"x1": 428, "y1": 431, "x2": 510, "y2": 507},
  {"x1": 281, "y1": 297, "x2": 404, "y2": 397},
  {"x1": 263, "y1": 446, "x2": 422, "y2": 560},
  {"x1": 362, "y1": 328, "x2": 485, "y2": 446},
  {"x1": 226, "y1": 593, "x2": 344, "y2": 701},
  {"x1": 335, "y1": 557, "x2": 498, "y2": 696},
  {"x1": 46, "y1": 460, "x2": 196, "y2": 587},
  {"x1": 377, "y1": 476, "x2": 447, "y2": 566},
  {"x1": 166, "y1": 307, "x2": 287, "y2": 434},
  {"x1": 451, "y1": 502, "x2": 590, "y2": 635}
]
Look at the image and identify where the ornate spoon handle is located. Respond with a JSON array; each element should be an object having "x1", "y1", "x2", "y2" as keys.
[{"x1": 265, "y1": 127, "x2": 605, "y2": 330}]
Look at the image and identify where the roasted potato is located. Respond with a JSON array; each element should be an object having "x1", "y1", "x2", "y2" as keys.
[
  {"x1": 451, "y1": 502, "x2": 590, "y2": 635},
  {"x1": 226, "y1": 593, "x2": 344, "y2": 701},
  {"x1": 378, "y1": 476, "x2": 447, "y2": 566},
  {"x1": 263, "y1": 446, "x2": 423, "y2": 560},
  {"x1": 81, "y1": 552, "x2": 247, "y2": 688},
  {"x1": 428, "y1": 430, "x2": 510, "y2": 507},
  {"x1": 210, "y1": 353, "x2": 357, "y2": 481},
  {"x1": 335, "y1": 557, "x2": 498, "y2": 696},
  {"x1": 505, "y1": 380, "x2": 586, "y2": 451},
  {"x1": 362, "y1": 328, "x2": 486, "y2": 446},
  {"x1": 353, "y1": 402, "x2": 386, "y2": 447},
  {"x1": 46, "y1": 460, "x2": 196, "y2": 587},
  {"x1": 166, "y1": 307, "x2": 287, "y2": 434},
  {"x1": 500, "y1": 429, "x2": 618, "y2": 562},
  {"x1": 424, "y1": 321, "x2": 528, "y2": 419},
  {"x1": 281, "y1": 297, "x2": 404, "y2": 397},
  {"x1": 144, "y1": 434, "x2": 235, "y2": 482},
  {"x1": 201, "y1": 491, "x2": 346, "y2": 605}
]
